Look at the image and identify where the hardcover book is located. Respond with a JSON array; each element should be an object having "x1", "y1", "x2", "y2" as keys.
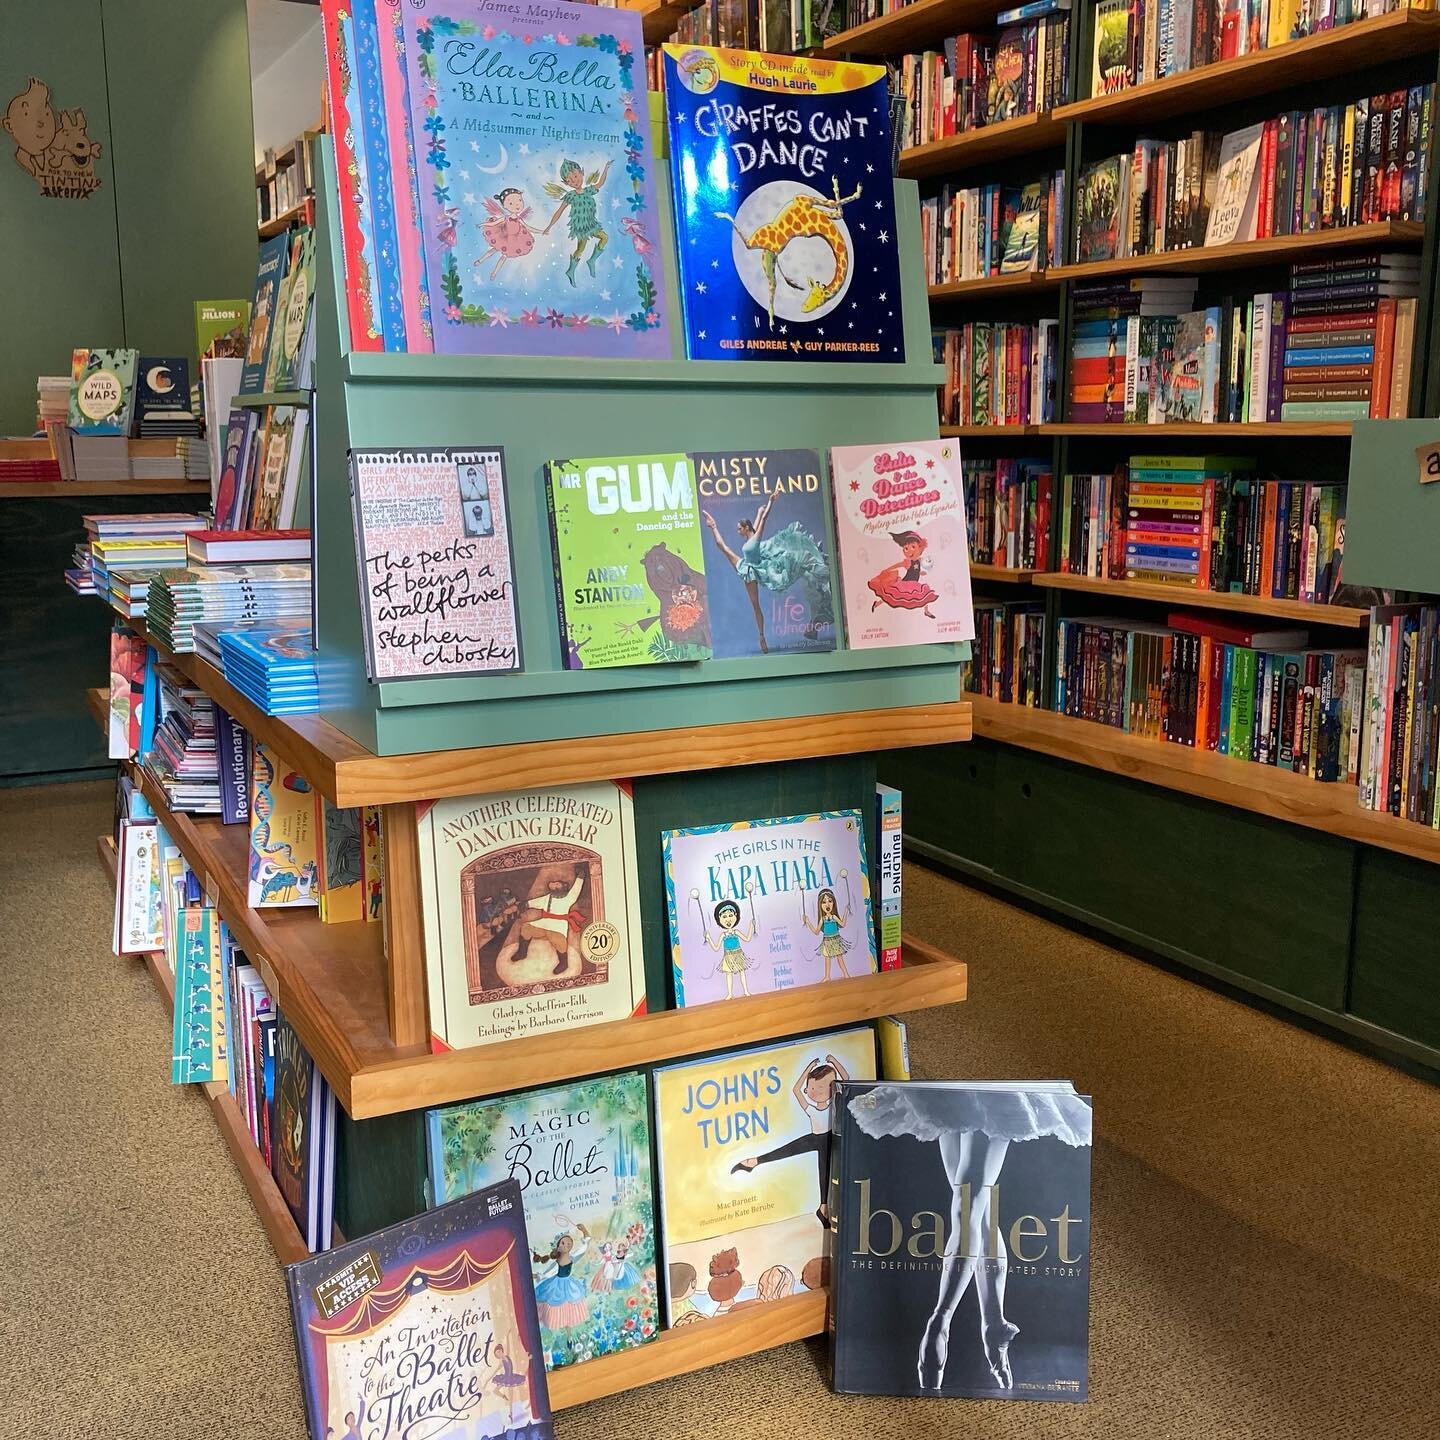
[
  {"x1": 170, "y1": 907, "x2": 226, "y2": 1085},
  {"x1": 426, "y1": 1072, "x2": 658, "y2": 1370},
  {"x1": 1075, "y1": 156, "x2": 1122, "y2": 263},
  {"x1": 692, "y1": 449, "x2": 836, "y2": 657},
  {"x1": 662, "y1": 45, "x2": 904, "y2": 363},
  {"x1": 241, "y1": 233, "x2": 291, "y2": 394},
  {"x1": 653, "y1": 1027, "x2": 878, "y2": 1324},
  {"x1": 248, "y1": 741, "x2": 320, "y2": 908},
  {"x1": 270, "y1": 1014, "x2": 336, "y2": 1253},
  {"x1": 194, "y1": 299, "x2": 250, "y2": 361},
  {"x1": 348, "y1": 446, "x2": 520, "y2": 680},
  {"x1": 69, "y1": 348, "x2": 138, "y2": 435},
  {"x1": 830, "y1": 1079, "x2": 1093, "y2": 1402},
  {"x1": 264, "y1": 227, "x2": 317, "y2": 392},
  {"x1": 399, "y1": 0, "x2": 669, "y2": 359},
  {"x1": 214, "y1": 409, "x2": 259, "y2": 532},
  {"x1": 828, "y1": 439, "x2": 975, "y2": 650},
  {"x1": 544, "y1": 452, "x2": 711, "y2": 669},
  {"x1": 286, "y1": 1179, "x2": 553, "y2": 1440},
  {"x1": 249, "y1": 405, "x2": 308, "y2": 531},
  {"x1": 663, "y1": 809, "x2": 877, "y2": 1006},
  {"x1": 316, "y1": 799, "x2": 366, "y2": 924},
  {"x1": 417, "y1": 782, "x2": 646, "y2": 1050},
  {"x1": 134, "y1": 357, "x2": 193, "y2": 424}
]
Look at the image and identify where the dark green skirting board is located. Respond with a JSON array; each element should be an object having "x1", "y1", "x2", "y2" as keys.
[{"x1": 880, "y1": 740, "x2": 1440, "y2": 1077}]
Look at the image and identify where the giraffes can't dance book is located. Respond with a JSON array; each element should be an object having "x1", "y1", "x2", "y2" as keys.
[{"x1": 661, "y1": 46, "x2": 905, "y2": 364}]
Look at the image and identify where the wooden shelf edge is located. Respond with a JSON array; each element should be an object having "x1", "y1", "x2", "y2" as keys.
[
  {"x1": 940, "y1": 424, "x2": 1038, "y2": 437},
  {"x1": 971, "y1": 563, "x2": 1040, "y2": 583},
  {"x1": 899, "y1": 110, "x2": 1068, "y2": 178},
  {"x1": 969, "y1": 695, "x2": 1440, "y2": 864},
  {"x1": 347, "y1": 934, "x2": 968, "y2": 1119},
  {"x1": 549, "y1": 1290, "x2": 826, "y2": 1409},
  {"x1": 6, "y1": 479, "x2": 211, "y2": 497},
  {"x1": 88, "y1": 686, "x2": 107, "y2": 737},
  {"x1": 1034, "y1": 572, "x2": 1369, "y2": 627},
  {"x1": 1039, "y1": 421, "x2": 1354, "y2": 436}
]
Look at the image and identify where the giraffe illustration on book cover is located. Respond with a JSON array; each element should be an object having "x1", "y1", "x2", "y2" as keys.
[{"x1": 662, "y1": 46, "x2": 904, "y2": 363}]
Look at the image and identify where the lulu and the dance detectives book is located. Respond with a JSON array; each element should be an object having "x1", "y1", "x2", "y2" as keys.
[
  {"x1": 286, "y1": 1178, "x2": 554, "y2": 1440},
  {"x1": 426, "y1": 1072, "x2": 658, "y2": 1372},
  {"x1": 545, "y1": 453, "x2": 711, "y2": 669},
  {"x1": 663, "y1": 810, "x2": 876, "y2": 1007},
  {"x1": 662, "y1": 46, "x2": 903, "y2": 363},
  {"x1": 653, "y1": 1027, "x2": 877, "y2": 1325},
  {"x1": 417, "y1": 782, "x2": 646, "y2": 1050},
  {"x1": 693, "y1": 449, "x2": 836, "y2": 657},
  {"x1": 829, "y1": 439, "x2": 975, "y2": 650},
  {"x1": 398, "y1": 0, "x2": 669, "y2": 359}
]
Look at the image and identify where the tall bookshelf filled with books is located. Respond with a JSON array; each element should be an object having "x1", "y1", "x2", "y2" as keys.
[{"x1": 817, "y1": 0, "x2": 1440, "y2": 1069}]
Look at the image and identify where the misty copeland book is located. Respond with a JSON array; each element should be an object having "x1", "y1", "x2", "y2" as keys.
[
  {"x1": 663, "y1": 809, "x2": 876, "y2": 1007},
  {"x1": 426, "y1": 1072, "x2": 658, "y2": 1371}
]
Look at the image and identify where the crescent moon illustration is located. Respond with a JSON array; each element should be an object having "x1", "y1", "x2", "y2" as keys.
[
  {"x1": 474, "y1": 143, "x2": 508, "y2": 175},
  {"x1": 146, "y1": 365, "x2": 173, "y2": 393}
]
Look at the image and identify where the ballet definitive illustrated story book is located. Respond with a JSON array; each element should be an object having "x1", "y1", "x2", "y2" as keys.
[
  {"x1": 653, "y1": 1027, "x2": 877, "y2": 1325},
  {"x1": 662, "y1": 45, "x2": 904, "y2": 363},
  {"x1": 426, "y1": 1072, "x2": 658, "y2": 1372},
  {"x1": 829, "y1": 1080, "x2": 1093, "y2": 1402},
  {"x1": 416, "y1": 782, "x2": 646, "y2": 1051},
  {"x1": 286, "y1": 1178, "x2": 553, "y2": 1440}
]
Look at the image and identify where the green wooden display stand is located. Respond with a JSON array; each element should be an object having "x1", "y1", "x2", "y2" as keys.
[
  {"x1": 1345, "y1": 418, "x2": 1440, "y2": 593},
  {"x1": 308, "y1": 141, "x2": 965, "y2": 755}
]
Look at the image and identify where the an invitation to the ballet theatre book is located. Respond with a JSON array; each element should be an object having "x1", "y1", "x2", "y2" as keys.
[
  {"x1": 829, "y1": 1079, "x2": 1093, "y2": 1403},
  {"x1": 662, "y1": 46, "x2": 904, "y2": 363},
  {"x1": 286, "y1": 1178, "x2": 553, "y2": 1440}
]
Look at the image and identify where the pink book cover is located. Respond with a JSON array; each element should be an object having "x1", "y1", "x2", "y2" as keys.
[
  {"x1": 377, "y1": 0, "x2": 433, "y2": 352},
  {"x1": 828, "y1": 439, "x2": 976, "y2": 650}
]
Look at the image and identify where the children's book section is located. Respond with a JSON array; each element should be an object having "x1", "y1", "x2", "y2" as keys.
[{"x1": 83, "y1": 3, "x2": 1097, "y2": 1431}]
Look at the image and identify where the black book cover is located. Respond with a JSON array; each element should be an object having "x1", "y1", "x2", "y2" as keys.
[{"x1": 829, "y1": 1080, "x2": 1092, "y2": 1402}]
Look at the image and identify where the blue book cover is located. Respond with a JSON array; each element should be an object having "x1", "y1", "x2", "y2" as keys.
[
  {"x1": 1282, "y1": 346, "x2": 1375, "y2": 366},
  {"x1": 662, "y1": 45, "x2": 904, "y2": 363},
  {"x1": 240, "y1": 234, "x2": 291, "y2": 394},
  {"x1": 217, "y1": 621, "x2": 315, "y2": 676},
  {"x1": 692, "y1": 449, "x2": 836, "y2": 657},
  {"x1": 134, "y1": 357, "x2": 192, "y2": 418}
]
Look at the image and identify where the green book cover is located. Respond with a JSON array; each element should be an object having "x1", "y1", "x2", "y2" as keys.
[
  {"x1": 193, "y1": 298, "x2": 250, "y2": 361},
  {"x1": 545, "y1": 453, "x2": 712, "y2": 670},
  {"x1": 68, "y1": 347, "x2": 138, "y2": 435},
  {"x1": 265, "y1": 228, "x2": 315, "y2": 393},
  {"x1": 1231, "y1": 646, "x2": 1257, "y2": 761}
]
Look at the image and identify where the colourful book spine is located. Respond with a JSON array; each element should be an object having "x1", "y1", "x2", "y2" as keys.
[{"x1": 874, "y1": 784, "x2": 903, "y2": 972}]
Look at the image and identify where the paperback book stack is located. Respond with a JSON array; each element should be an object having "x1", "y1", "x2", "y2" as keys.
[
  {"x1": 922, "y1": 171, "x2": 1066, "y2": 281},
  {"x1": 143, "y1": 662, "x2": 220, "y2": 814},
  {"x1": 1068, "y1": 278, "x2": 1197, "y2": 423},
  {"x1": 68, "y1": 347, "x2": 138, "y2": 483},
  {"x1": 1360, "y1": 604, "x2": 1440, "y2": 825},
  {"x1": 0, "y1": 440, "x2": 61, "y2": 485},
  {"x1": 1055, "y1": 610, "x2": 1366, "y2": 779},
  {"x1": 145, "y1": 562, "x2": 312, "y2": 654},
  {"x1": 963, "y1": 456, "x2": 1054, "y2": 569},
  {"x1": 69, "y1": 513, "x2": 209, "y2": 599},
  {"x1": 965, "y1": 600, "x2": 1047, "y2": 704},
  {"x1": 36, "y1": 375, "x2": 71, "y2": 475},
  {"x1": 936, "y1": 320, "x2": 1059, "y2": 425},
  {"x1": 216, "y1": 619, "x2": 319, "y2": 716}
]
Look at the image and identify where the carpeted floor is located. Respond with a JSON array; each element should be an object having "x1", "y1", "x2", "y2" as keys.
[{"x1": 4, "y1": 779, "x2": 1438, "y2": 1438}]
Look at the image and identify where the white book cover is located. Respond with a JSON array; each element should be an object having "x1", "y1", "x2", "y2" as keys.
[{"x1": 1205, "y1": 123, "x2": 1265, "y2": 246}]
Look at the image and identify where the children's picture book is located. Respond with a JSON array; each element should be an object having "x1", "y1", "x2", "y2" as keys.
[
  {"x1": 653, "y1": 1027, "x2": 878, "y2": 1325},
  {"x1": 170, "y1": 907, "x2": 227, "y2": 1085},
  {"x1": 271, "y1": 1014, "x2": 336, "y2": 1253},
  {"x1": 417, "y1": 782, "x2": 646, "y2": 1050},
  {"x1": 545, "y1": 453, "x2": 711, "y2": 669},
  {"x1": 662, "y1": 45, "x2": 904, "y2": 363},
  {"x1": 692, "y1": 449, "x2": 836, "y2": 657},
  {"x1": 194, "y1": 299, "x2": 250, "y2": 361},
  {"x1": 828, "y1": 439, "x2": 975, "y2": 650},
  {"x1": 398, "y1": 0, "x2": 668, "y2": 359},
  {"x1": 315, "y1": 799, "x2": 366, "y2": 924},
  {"x1": 134, "y1": 357, "x2": 193, "y2": 426},
  {"x1": 348, "y1": 446, "x2": 520, "y2": 680},
  {"x1": 999, "y1": 183, "x2": 1044, "y2": 275},
  {"x1": 248, "y1": 741, "x2": 320, "y2": 908},
  {"x1": 1167, "y1": 310, "x2": 1209, "y2": 424},
  {"x1": 264, "y1": 227, "x2": 318, "y2": 392},
  {"x1": 69, "y1": 348, "x2": 138, "y2": 435},
  {"x1": 286, "y1": 1179, "x2": 553, "y2": 1440},
  {"x1": 426, "y1": 1072, "x2": 658, "y2": 1371},
  {"x1": 830, "y1": 1079, "x2": 1092, "y2": 1401},
  {"x1": 1204, "y1": 123, "x2": 1265, "y2": 247},
  {"x1": 215, "y1": 410, "x2": 258, "y2": 532},
  {"x1": 241, "y1": 233, "x2": 291, "y2": 393},
  {"x1": 663, "y1": 810, "x2": 877, "y2": 1006},
  {"x1": 113, "y1": 816, "x2": 163, "y2": 954},
  {"x1": 249, "y1": 406, "x2": 309, "y2": 531}
]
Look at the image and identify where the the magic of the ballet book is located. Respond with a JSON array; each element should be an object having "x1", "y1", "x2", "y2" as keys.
[
  {"x1": 829, "y1": 1080, "x2": 1093, "y2": 1402},
  {"x1": 661, "y1": 46, "x2": 904, "y2": 363}
]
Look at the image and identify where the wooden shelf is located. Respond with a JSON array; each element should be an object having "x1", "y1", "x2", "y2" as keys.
[
  {"x1": 899, "y1": 110, "x2": 1068, "y2": 179},
  {"x1": 258, "y1": 201, "x2": 309, "y2": 239},
  {"x1": 972, "y1": 563, "x2": 1040, "y2": 583},
  {"x1": 95, "y1": 833, "x2": 309, "y2": 1265},
  {"x1": 1053, "y1": 220, "x2": 1424, "y2": 284},
  {"x1": 132, "y1": 619, "x2": 971, "y2": 808},
  {"x1": 1035, "y1": 572, "x2": 1370, "y2": 626},
  {"x1": 1039, "y1": 421, "x2": 1354, "y2": 437},
  {"x1": 621, "y1": 0, "x2": 705, "y2": 41},
  {"x1": 2, "y1": 479, "x2": 210, "y2": 497},
  {"x1": 929, "y1": 270, "x2": 1060, "y2": 301},
  {"x1": 87, "y1": 685, "x2": 107, "y2": 735},
  {"x1": 940, "y1": 423, "x2": 1039, "y2": 437},
  {"x1": 823, "y1": 0, "x2": 1007, "y2": 54},
  {"x1": 1059, "y1": 11, "x2": 1440, "y2": 130},
  {"x1": 968, "y1": 695, "x2": 1440, "y2": 864},
  {"x1": 549, "y1": 1291, "x2": 825, "y2": 1409}
]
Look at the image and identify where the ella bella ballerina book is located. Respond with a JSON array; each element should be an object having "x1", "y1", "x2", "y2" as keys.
[
  {"x1": 545, "y1": 452, "x2": 711, "y2": 669},
  {"x1": 829, "y1": 439, "x2": 975, "y2": 650},
  {"x1": 417, "y1": 781, "x2": 646, "y2": 1050},
  {"x1": 661, "y1": 46, "x2": 904, "y2": 363},
  {"x1": 653, "y1": 1027, "x2": 877, "y2": 1326},
  {"x1": 286, "y1": 1177, "x2": 553, "y2": 1440},
  {"x1": 692, "y1": 449, "x2": 836, "y2": 658},
  {"x1": 425, "y1": 1072, "x2": 658, "y2": 1372},
  {"x1": 663, "y1": 809, "x2": 876, "y2": 1007},
  {"x1": 829, "y1": 1080, "x2": 1093, "y2": 1402}
]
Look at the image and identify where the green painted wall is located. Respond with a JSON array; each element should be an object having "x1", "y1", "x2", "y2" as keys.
[{"x1": 0, "y1": 0, "x2": 256, "y2": 435}]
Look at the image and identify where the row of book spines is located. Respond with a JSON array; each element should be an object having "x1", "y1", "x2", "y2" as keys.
[
  {"x1": 963, "y1": 603, "x2": 1047, "y2": 705},
  {"x1": 1361, "y1": 606, "x2": 1440, "y2": 824},
  {"x1": 1055, "y1": 619, "x2": 1365, "y2": 780},
  {"x1": 936, "y1": 321, "x2": 1059, "y2": 425},
  {"x1": 963, "y1": 464, "x2": 1054, "y2": 569},
  {"x1": 921, "y1": 172, "x2": 1066, "y2": 282}
]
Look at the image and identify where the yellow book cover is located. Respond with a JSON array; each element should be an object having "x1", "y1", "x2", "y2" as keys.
[
  {"x1": 653, "y1": 1026, "x2": 877, "y2": 1324},
  {"x1": 315, "y1": 798, "x2": 365, "y2": 924},
  {"x1": 362, "y1": 805, "x2": 385, "y2": 925},
  {"x1": 247, "y1": 741, "x2": 319, "y2": 908}
]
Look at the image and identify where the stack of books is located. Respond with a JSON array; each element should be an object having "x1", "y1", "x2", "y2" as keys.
[
  {"x1": 145, "y1": 562, "x2": 312, "y2": 654},
  {"x1": 963, "y1": 456, "x2": 1054, "y2": 569},
  {"x1": 936, "y1": 320, "x2": 1059, "y2": 425},
  {"x1": 0, "y1": 440, "x2": 61, "y2": 485},
  {"x1": 69, "y1": 513, "x2": 209, "y2": 598},
  {"x1": 965, "y1": 601, "x2": 1047, "y2": 705},
  {"x1": 215, "y1": 620, "x2": 319, "y2": 716},
  {"x1": 1361, "y1": 603, "x2": 1440, "y2": 824},
  {"x1": 1068, "y1": 278, "x2": 1198, "y2": 423},
  {"x1": 143, "y1": 662, "x2": 221, "y2": 813}
]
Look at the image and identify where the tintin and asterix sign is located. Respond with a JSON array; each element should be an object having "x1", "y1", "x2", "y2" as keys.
[{"x1": 4, "y1": 76, "x2": 103, "y2": 198}]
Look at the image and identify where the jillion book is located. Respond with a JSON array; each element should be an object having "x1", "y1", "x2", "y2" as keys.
[
  {"x1": 425, "y1": 1072, "x2": 658, "y2": 1371},
  {"x1": 830, "y1": 1080, "x2": 1093, "y2": 1402},
  {"x1": 286, "y1": 1178, "x2": 553, "y2": 1440},
  {"x1": 661, "y1": 45, "x2": 904, "y2": 363}
]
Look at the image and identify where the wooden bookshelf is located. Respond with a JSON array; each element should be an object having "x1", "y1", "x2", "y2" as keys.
[
  {"x1": 1058, "y1": 11, "x2": 1440, "y2": 130},
  {"x1": 258, "y1": 200, "x2": 309, "y2": 239},
  {"x1": 621, "y1": 0, "x2": 706, "y2": 42},
  {"x1": 87, "y1": 685, "x2": 106, "y2": 734},
  {"x1": 1033, "y1": 572, "x2": 1370, "y2": 626},
  {"x1": 823, "y1": 0, "x2": 1006, "y2": 54},
  {"x1": 972, "y1": 562, "x2": 1040, "y2": 583},
  {"x1": 969, "y1": 695, "x2": 1440, "y2": 864},
  {"x1": 929, "y1": 270, "x2": 1060, "y2": 301},
  {"x1": 899, "y1": 110, "x2": 1068, "y2": 178},
  {"x1": 1, "y1": 479, "x2": 211, "y2": 497},
  {"x1": 1037, "y1": 421, "x2": 1355, "y2": 437},
  {"x1": 940, "y1": 423, "x2": 1038, "y2": 437}
]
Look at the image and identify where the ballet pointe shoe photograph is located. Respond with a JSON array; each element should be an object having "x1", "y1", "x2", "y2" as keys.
[
  {"x1": 916, "y1": 1323, "x2": 949, "y2": 1393},
  {"x1": 983, "y1": 1320, "x2": 1020, "y2": 1389}
]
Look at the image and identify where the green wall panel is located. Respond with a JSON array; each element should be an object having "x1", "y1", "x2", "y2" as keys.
[
  {"x1": 879, "y1": 740, "x2": 996, "y2": 872},
  {"x1": 335, "y1": 1109, "x2": 428, "y2": 1239},
  {"x1": 1350, "y1": 849, "x2": 1440, "y2": 1052}
]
